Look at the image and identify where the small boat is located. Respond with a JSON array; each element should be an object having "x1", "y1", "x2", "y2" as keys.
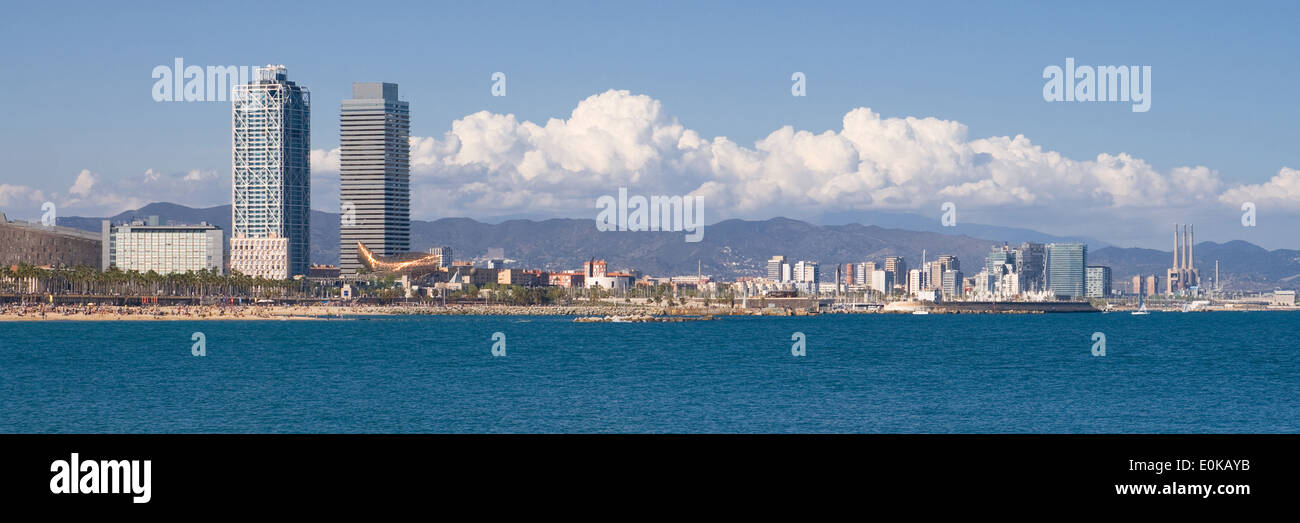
[
  {"x1": 1132, "y1": 295, "x2": 1150, "y2": 315},
  {"x1": 912, "y1": 310, "x2": 930, "y2": 315}
]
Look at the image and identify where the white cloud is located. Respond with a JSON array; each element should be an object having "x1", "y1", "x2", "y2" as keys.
[
  {"x1": 69, "y1": 169, "x2": 97, "y2": 197},
  {"x1": 1219, "y1": 167, "x2": 1300, "y2": 211},
  {"x1": 297, "y1": 89, "x2": 1299, "y2": 245},
  {"x1": 182, "y1": 168, "x2": 218, "y2": 182},
  {"x1": 0, "y1": 168, "x2": 235, "y2": 220},
  {"x1": 0, "y1": 184, "x2": 48, "y2": 213},
  {"x1": 6, "y1": 90, "x2": 1288, "y2": 240},
  {"x1": 318, "y1": 89, "x2": 1247, "y2": 223},
  {"x1": 311, "y1": 148, "x2": 340, "y2": 174},
  {"x1": 60, "y1": 169, "x2": 147, "y2": 216}
]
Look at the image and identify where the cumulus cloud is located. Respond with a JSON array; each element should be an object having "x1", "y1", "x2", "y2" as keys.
[
  {"x1": 311, "y1": 148, "x2": 341, "y2": 174},
  {"x1": 69, "y1": 169, "x2": 97, "y2": 197},
  {"x1": 183, "y1": 168, "x2": 218, "y2": 182},
  {"x1": 5, "y1": 89, "x2": 1289, "y2": 246},
  {"x1": 1219, "y1": 167, "x2": 1300, "y2": 211},
  {"x1": 309, "y1": 89, "x2": 1277, "y2": 224},
  {"x1": 60, "y1": 169, "x2": 147, "y2": 216},
  {"x1": 294, "y1": 89, "x2": 1300, "y2": 247}
]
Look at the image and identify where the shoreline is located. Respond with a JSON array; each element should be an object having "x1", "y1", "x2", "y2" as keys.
[
  {"x1": 2, "y1": 302, "x2": 1293, "y2": 321},
  {"x1": 0, "y1": 304, "x2": 673, "y2": 321}
]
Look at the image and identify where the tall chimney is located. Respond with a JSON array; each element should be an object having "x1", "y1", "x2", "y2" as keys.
[
  {"x1": 1189, "y1": 224, "x2": 1194, "y2": 272},
  {"x1": 1183, "y1": 225, "x2": 1191, "y2": 271},
  {"x1": 1175, "y1": 222, "x2": 1185, "y2": 269}
]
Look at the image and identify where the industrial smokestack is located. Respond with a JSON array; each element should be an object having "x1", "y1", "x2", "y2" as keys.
[
  {"x1": 1175, "y1": 222, "x2": 1185, "y2": 269},
  {"x1": 1183, "y1": 225, "x2": 1191, "y2": 271},
  {"x1": 1189, "y1": 224, "x2": 1194, "y2": 272}
]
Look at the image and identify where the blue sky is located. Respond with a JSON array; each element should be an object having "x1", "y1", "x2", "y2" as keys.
[{"x1": 1, "y1": 1, "x2": 1297, "y2": 248}]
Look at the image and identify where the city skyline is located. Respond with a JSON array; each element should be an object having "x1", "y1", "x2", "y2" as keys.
[
  {"x1": 3, "y1": 3, "x2": 1298, "y2": 500},
  {"x1": 1, "y1": 2, "x2": 1298, "y2": 250}
]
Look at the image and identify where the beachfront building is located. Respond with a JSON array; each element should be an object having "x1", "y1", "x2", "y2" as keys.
[
  {"x1": 231, "y1": 65, "x2": 311, "y2": 278},
  {"x1": 0, "y1": 213, "x2": 101, "y2": 268},
  {"x1": 101, "y1": 219, "x2": 224, "y2": 275},
  {"x1": 584, "y1": 259, "x2": 633, "y2": 291},
  {"x1": 339, "y1": 82, "x2": 410, "y2": 275},
  {"x1": 548, "y1": 272, "x2": 585, "y2": 288},
  {"x1": 498, "y1": 269, "x2": 547, "y2": 287},
  {"x1": 229, "y1": 235, "x2": 289, "y2": 280}
]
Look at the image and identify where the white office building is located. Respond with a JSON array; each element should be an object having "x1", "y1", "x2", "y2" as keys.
[
  {"x1": 101, "y1": 219, "x2": 223, "y2": 275},
  {"x1": 870, "y1": 269, "x2": 893, "y2": 296},
  {"x1": 429, "y1": 246, "x2": 453, "y2": 268},
  {"x1": 907, "y1": 269, "x2": 923, "y2": 295}
]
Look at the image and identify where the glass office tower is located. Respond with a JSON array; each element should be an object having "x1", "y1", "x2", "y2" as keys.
[
  {"x1": 1045, "y1": 242, "x2": 1087, "y2": 298},
  {"x1": 339, "y1": 82, "x2": 410, "y2": 274}
]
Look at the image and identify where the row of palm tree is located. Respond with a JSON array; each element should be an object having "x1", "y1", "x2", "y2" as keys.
[
  {"x1": 0, "y1": 264, "x2": 749, "y2": 304},
  {"x1": 0, "y1": 264, "x2": 331, "y2": 299}
]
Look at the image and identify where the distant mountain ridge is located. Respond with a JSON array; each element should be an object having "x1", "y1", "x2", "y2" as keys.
[{"x1": 56, "y1": 202, "x2": 1300, "y2": 290}]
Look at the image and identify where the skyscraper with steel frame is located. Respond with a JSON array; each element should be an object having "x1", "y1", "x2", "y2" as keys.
[{"x1": 231, "y1": 65, "x2": 311, "y2": 278}]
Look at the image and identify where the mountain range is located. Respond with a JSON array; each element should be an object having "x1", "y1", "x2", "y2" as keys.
[{"x1": 56, "y1": 202, "x2": 1300, "y2": 291}]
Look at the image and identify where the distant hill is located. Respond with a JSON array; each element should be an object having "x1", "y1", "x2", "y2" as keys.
[
  {"x1": 407, "y1": 216, "x2": 1007, "y2": 279},
  {"x1": 58, "y1": 202, "x2": 230, "y2": 233},
  {"x1": 812, "y1": 209, "x2": 1110, "y2": 248},
  {"x1": 57, "y1": 203, "x2": 1300, "y2": 290}
]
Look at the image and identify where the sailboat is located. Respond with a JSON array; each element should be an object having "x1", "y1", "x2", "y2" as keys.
[{"x1": 1132, "y1": 294, "x2": 1150, "y2": 315}]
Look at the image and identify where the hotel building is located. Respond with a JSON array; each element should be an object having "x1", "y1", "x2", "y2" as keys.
[
  {"x1": 0, "y1": 214, "x2": 101, "y2": 268},
  {"x1": 231, "y1": 65, "x2": 311, "y2": 278},
  {"x1": 101, "y1": 219, "x2": 223, "y2": 275},
  {"x1": 230, "y1": 237, "x2": 289, "y2": 280}
]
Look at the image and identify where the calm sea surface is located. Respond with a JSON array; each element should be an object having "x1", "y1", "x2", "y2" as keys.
[{"x1": 1, "y1": 312, "x2": 1296, "y2": 433}]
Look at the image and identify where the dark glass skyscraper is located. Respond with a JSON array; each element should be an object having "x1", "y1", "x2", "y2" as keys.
[
  {"x1": 1046, "y1": 243, "x2": 1087, "y2": 298},
  {"x1": 1014, "y1": 242, "x2": 1046, "y2": 292}
]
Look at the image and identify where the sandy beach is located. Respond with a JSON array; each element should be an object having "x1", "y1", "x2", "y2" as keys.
[
  {"x1": 0, "y1": 304, "x2": 366, "y2": 321},
  {"x1": 0, "y1": 303, "x2": 673, "y2": 321}
]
